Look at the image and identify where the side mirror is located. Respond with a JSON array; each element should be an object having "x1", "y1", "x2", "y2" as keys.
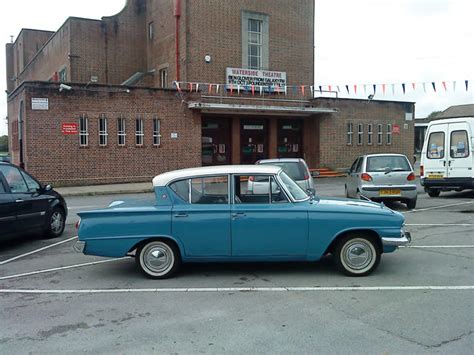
[
  {"x1": 44, "y1": 184, "x2": 53, "y2": 192},
  {"x1": 310, "y1": 170, "x2": 320, "y2": 178},
  {"x1": 343, "y1": 168, "x2": 351, "y2": 174},
  {"x1": 306, "y1": 188, "x2": 316, "y2": 196}
]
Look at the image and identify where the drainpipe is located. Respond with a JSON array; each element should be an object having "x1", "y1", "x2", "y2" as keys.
[{"x1": 174, "y1": 0, "x2": 181, "y2": 82}]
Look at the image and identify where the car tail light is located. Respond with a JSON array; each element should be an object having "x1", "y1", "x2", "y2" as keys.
[
  {"x1": 249, "y1": 176, "x2": 254, "y2": 182},
  {"x1": 407, "y1": 172, "x2": 416, "y2": 181},
  {"x1": 361, "y1": 173, "x2": 372, "y2": 182},
  {"x1": 304, "y1": 174, "x2": 309, "y2": 180},
  {"x1": 75, "y1": 219, "x2": 81, "y2": 230},
  {"x1": 420, "y1": 165, "x2": 424, "y2": 177}
]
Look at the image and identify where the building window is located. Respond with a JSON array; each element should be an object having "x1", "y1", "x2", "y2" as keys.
[
  {"x1": 248, "y1": 19, "x2": 262, "y2": 69},
  {"x1": 346, "y1": 122, "x2": 353, "y2": 145},
  {"x1": 153, "y1": 117, "x2": 161, "y2": 146},
  {"x1": 357, "y1": 123, "x2": 364, "y2": 145},
  {"x1": 79, "y1": 115, "x2": 89, "y2": 147},
  {"x1": 135, "y1": 116, "x2": 144, "y2": 146},
  {"x1": 99, "y1": 114, "x2": 108, "y2": 146},
  {"x1": 367, "y1": 124, "x2": 373, "y2": 145},
  {"x1": 377, "y1": 124, "x2": 383, "y2": 145},
  {"x1": 242, "y1": 12, "x2": 269, "y2": 70},
  {"x1": 117, "y1": 116, "x2": 126, "y2": 146},
  {"x1": 387, "y1": 124, "x2": 392, "y2": 145},
  {"x1": 159, "y1": 68, "x2": 168, "y2": 88},
  {"x1": 59, "y1": 68, "x2": 67, "y2": 82},
  {"x1": 148, "y1": 22, "x2": 154, "y2": 40}
]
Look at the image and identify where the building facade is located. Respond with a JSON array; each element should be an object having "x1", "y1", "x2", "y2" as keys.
[{"x1": 6, "y1": 0, "x2": 415, "y2": 186}]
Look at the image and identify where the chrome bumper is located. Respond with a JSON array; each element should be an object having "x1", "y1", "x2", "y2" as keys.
[
  {"x1": 382, "y1": 231, "x2": 412, "y2": 247},
  {"x1": 73, "y1": 239, "x2": 85, "y2": 253}
]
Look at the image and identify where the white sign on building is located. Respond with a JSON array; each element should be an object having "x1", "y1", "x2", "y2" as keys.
[
  {"x1": 226, "y1": 68, "x2": 286, "y2": 89},
  {"x1": 31, "y1": 98, "x2": 49, "y2": 110}
]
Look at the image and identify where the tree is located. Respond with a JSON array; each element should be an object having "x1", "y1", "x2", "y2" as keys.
[
  {"x1": 427, "y1": 111, "x2": 442, "y2": 119},
  {"x1": 0, "y1": 135, "x2": 8, "y2": 152}
]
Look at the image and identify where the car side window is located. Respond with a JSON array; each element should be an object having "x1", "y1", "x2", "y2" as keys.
[
  {"x1": 234, "y1": 175, "x2": 287, "y2": 204},
  {"x1": 0, "y1": 165, "x2": 29, "y2": 193},
  {"x1": 170, "y1": 179, "x2": 190, "y2": 202},
  {"x1": 190, "y1": 176, "x2": 228, "y2": 204},
  {"x1": 0, "y1": 178, "x2": 5, "y2": 193},
  {"x1": 20, "y1": 170, "x2": 41, "y2": 192},
  {"x1": 355, "y1": 158, "x2": 364, "y2": 173},
  {"x1": 349, "y1": 158, "x2": 359, "y2": 173}
]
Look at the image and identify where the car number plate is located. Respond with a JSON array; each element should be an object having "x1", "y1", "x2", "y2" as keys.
[
  {"x1": 379, "y1": 189, "x2": 401, "y2": 196},
  {"x1": 428, "y1": 174, "x2": 443, "y2": 179}
]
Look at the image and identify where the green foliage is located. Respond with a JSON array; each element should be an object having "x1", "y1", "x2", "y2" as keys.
[
  {"x1": 0, "y1": 135, "x2": 8, "y2": 153},
  {"x1": 427, "y1": 111, "x2": 442, "y2": 119}
]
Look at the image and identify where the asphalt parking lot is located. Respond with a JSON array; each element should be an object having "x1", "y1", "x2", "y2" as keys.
[{"x1": 1, "y1": 178, "x2": 473, "y2": 354}]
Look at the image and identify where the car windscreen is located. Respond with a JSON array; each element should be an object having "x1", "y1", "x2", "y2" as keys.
[
  {"x1": 260, "y1": 162, "x2": 306, "y2": 180},
  {"x1": 366, "y1": 156, "x2": 411, "y2": 172}
]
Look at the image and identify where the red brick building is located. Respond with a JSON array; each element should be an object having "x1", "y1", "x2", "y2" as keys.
[{"x1": 6, "y1": 0, "x2": 414, "y2": 186}]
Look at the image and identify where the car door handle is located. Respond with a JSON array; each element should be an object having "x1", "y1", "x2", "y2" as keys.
[
  {"x1": 174, "y1": 213, "x2": 188, "y2": 218},
  {"x1": 15, "y1": 199, "x2": 24, "y2": 203},
  {"x1": 232, "y1": 212, "x2": 246, "y2": 219}
]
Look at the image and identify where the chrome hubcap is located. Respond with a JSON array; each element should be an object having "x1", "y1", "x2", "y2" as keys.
[
  {"x1": 342, "y1": 240, "x2": 373, "y2": 270},
  {"x1": 142, "y1": 243, "x2": 173, "y2": 275},
  {"x1": 50, "y1": 212, "x2": 63, "y2": 233}
]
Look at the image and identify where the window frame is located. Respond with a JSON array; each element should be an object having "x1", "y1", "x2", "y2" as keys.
[
  {"x1": 367, "y1": 123, "x2": 373, "y2": 145},
  {"x1": 346, "y1": 122, "x2": 353, "y2": 145},
  {"x1": 153, "y1": 117, "x2": 162, "y2": 147},
  {"x1": 98, "y1": 114, "x2": 108, "y2": 147},
  {"x1": 169, "y1": 175, "x2": 231, "y2": 205},
  {"x1": 387, "y1": 124, "x2": 392, "y2": 145},
  {"x1": 377, "y1": 124, "x2": 383, "y2": 145},
  {"x1": 79, "y1": 114, "x2": 89, "y2": 147},
  {"x1": 148, "y1": 22, "x2": 154, "y2": 40},
  {"x1": 247, "y1": 18, "x2": 263, "y2": 69},
  {"x1": 450, "y1": 130, "x2": 470, "y2": 158},
  {"x1": 242, "y1": 11, "x2": 269, "y2": 70},
  {"x1": 426, "y1": 132, "x2": 445, "y2": 159},
  {"x1": 135, "y1": 116, "x2": 144, "y2": 146},
  {"x1": 357, "y1": 123, "x2": 364, "y2": 145},
  {"x1": 159, "y1": 68, "x2": 168, "y2": 88},
  {"x1": 117, "y1": 116, "x2": 126, "y2": 146}
]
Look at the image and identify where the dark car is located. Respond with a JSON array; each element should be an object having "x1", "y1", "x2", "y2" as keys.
[
  {"x1": 0, "y1": 162, "x2": 67, "y2": 240},
  {"x1": 0, "y1": 155, "x2": 11, "y2": 163}
]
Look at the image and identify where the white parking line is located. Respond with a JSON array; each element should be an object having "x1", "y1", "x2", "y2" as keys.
[
  {"x1": 0, "y1": 258, "x2": 128, "y2": 280},
  {"x1": 0, "y1": 286, "x2": 473, "y2": 294},
  {"x1": 401, "y1": 245, "x2": 474, "y2": 248},
  {"x1": 405, "y1": 200, "x2": 474, "y2": 213},
  {"x1": 0, "y1": 236, "x2": 78, "y2": 266},
  {"x1": 406, "y1": 223, "x2": 474, "y2": 226}
]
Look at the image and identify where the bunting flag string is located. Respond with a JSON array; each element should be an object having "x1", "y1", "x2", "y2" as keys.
[{"x1": 172, "y1": 79, "x2": 471, "y2": 97}]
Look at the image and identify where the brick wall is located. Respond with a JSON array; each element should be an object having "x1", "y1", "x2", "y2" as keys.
[
  {"x1": 314, "y1": 98, "x2": 415, "y2": 170},
  {"x1": 12, "y1": 82, "x2": 201, "y2": 186}
]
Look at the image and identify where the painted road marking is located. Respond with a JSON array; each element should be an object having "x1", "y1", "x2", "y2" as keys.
[
  {"x1": 0, "y1": 286, "x2": 473, "y2": 294},
  {"x1": 402, "y1": 245, "x2": 474, "y2": 248},
  {"x1": 0, "y1": 258, "x2": 128, "y2": 280},
  {"x1": 0, "y1": 236, "x2": 78, "y2": 266},
  {"x1": 406, "y1": 223, "x2": 474, "y2": 226},
  {"x1": 405, "y1": 201, "x2": 474, "y2": 213}
]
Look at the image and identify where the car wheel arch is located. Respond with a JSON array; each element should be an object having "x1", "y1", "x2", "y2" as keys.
[
  {"x1": 324, "y1": 229, "x2": 382, "y2": 255},
  {"x1": 129, "y1": 236, "x2": 184, "y2": 259}
]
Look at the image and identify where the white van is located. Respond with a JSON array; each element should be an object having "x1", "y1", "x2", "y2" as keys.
[{"x1": 420, "y1": 117, "x2": 474, "y2": 196}]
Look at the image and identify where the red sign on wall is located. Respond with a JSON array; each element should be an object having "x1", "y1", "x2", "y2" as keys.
[
  {"x1": 62, "y1": 123, "x2": 79, "y2": 135},
  {"x1": 392, "y1": 124, "x2": 401, "y2": 134}
]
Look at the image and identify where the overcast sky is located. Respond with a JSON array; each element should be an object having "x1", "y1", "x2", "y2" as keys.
[{"x1": 1, "y1": 0, "x2": 473, "y2": 136}]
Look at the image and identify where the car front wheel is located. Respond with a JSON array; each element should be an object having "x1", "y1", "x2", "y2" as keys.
[
  {"x1": 44, "y1": 207, "x2": 65, "y2": 238},
  {"x1": 136, "y1": 240, "x2": 181, "y2": 279},
  {"x1": 334, "y1": 234, "x2": 381, "y2": 276}
]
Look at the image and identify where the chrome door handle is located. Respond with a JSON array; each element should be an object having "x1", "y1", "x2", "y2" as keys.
[
  {"x1": 15, "y1": 199, "x2": 24, "y2": 203},
  {"x1": 174, "y1": 213, "x2": 188, "y2": 218},
  {"x1": 232, "y1": 212, "x2": 246, "y2": 219}
]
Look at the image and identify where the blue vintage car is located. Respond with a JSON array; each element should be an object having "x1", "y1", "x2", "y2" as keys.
[{"x1": 75, "y1": 165, "x2": 411, "y2": 279}]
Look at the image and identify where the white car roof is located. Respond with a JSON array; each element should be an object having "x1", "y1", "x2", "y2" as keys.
[{"x1": 153, "y1": 165, "x2": 282, "y2": 187}]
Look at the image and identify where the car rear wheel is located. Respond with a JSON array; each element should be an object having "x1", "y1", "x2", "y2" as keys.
[
  {"x1": 406, "y1": 198, "x2": 417, "y2": 209},
  {"x1": 136, "y1": 240, "x2": 181, "y2": 279},
  {"x1": 334, "y1": 234, "x2": 381, "y2": 276},
  {"x1": 44, "y1": 207, "x2": 65, "y2": 238},
  {"x1": 427, "y1": 188, "x2": 441, "y2": 197}
]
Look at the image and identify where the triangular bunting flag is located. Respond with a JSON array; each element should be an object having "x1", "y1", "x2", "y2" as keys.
[
  {"x1": 453, "y1": 81, "x2": 456, "y2": 92},
  {"x1": 216, "y1": 84, "x2": 220, "y2": 93},
  {"x1": 442, "y1": 81, "x2": 447, "y2": 91},
  {"x1": 412, "y1": 83, "x2": 416, "y2": 90},
  {"x1": 363, "y1": 85, "x2": 367, "y2": 94},
  {"x1": 465, "y1": 80, "x2": 469, "y2": 91},
  {"x1": 328, "y1": 85, "x2": 332, "y2": 92},
  {"x1": 336, "y1": 85, "x2": 340, "y2": 93},
  {"x1": 188, "y1": 82, "x2": 193, "y2": 92},
  {"x1": 422, "y1": 83, "x2": 426, "y2": 93},
  {"x1": 345, "y1": 85, "x2": 349, "y2": 94},
  {"x1": 319, "y1": 85, "x2": 323, "y2": 94},
  {"x1": 354, "y1": 85, "x2": 357, "y2": 94},
  {"x1": 432, "y1": 82, "x2": 436, "y2": 92},
  {"x1": 208, "y1": 84, "x2": 212, "y2": 93},
  {"x1": 373, "y1": 84, "x2": 377, "y2": 95},
  {"x1": 195, "y1": 83, "x2": 199, "y2": 92},
  {"x1": 402, "y1": 83, "x2": 406, "y2": 94},
  {"x1": 382, "y1": 84, "x2": 386, "y2": 95},
  {"x1": 301, "y1": 85, "x2": 305, "y2": 96},
  {"x1": 391, "y1": 84, "x2": 395, "y2": 95}
]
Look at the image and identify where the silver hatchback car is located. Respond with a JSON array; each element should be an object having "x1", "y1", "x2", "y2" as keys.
[{"x1": 345, "y1": 154, "x2": 417, "y2": 209}]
